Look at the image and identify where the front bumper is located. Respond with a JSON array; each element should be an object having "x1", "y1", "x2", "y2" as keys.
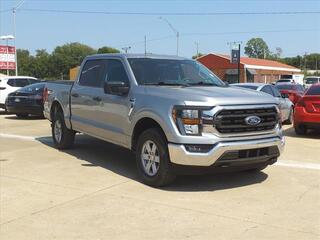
[
  {"x1": 168, "y1": 136, "x2": 285, "y2": 167},
  {"x1": 6, "y1": 105, "x2": 43, "y2": 116}
]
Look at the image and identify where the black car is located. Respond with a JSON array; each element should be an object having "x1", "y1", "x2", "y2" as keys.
[{"x1": 5, "y1": 82, "x2": 46, "y2": 118}]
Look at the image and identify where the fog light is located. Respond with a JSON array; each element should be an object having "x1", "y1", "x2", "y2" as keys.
[{"x1": 185, "y1": 144, "x2": 214, "y2": 153}]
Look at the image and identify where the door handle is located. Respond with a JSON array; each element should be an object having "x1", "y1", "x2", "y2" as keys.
[
  {"x1": 92, "y1": 96, "x2": 102, "y2": 102},
  {"x1": 71, "y1": 93, "x2": 79, "y2": 98},
  {"x1": 128, "y1": 98, "x2": 136, "y2": 117}
]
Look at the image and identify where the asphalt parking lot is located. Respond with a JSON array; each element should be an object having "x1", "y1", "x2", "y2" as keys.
[{"x1": 0, "y1": 112, "x2": 319, "y2": 240}]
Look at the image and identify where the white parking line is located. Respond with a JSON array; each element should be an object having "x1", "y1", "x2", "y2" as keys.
[{"x1": 0, "y1": 133, "x2": 38, "y2": 141}]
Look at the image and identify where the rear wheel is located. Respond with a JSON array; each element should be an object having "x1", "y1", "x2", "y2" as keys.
[
  {"x1": 135, "y1": 128, "x2": 175, "y2": 187},
  {"x1": 294, "y1": 124, "x2": 307, "y2": 135},
  {"x1": 52, "y1": 111, "x2": 75, "y2": 149}
]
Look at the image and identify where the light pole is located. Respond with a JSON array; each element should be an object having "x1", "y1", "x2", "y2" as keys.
[
  {"x1": 194, "y1": 41, "x2": 199, "y2": 57},
  {"x1": 159, "y1": 17, "x2": 179, "y2": 56},
  {"x1": 12, "y1": 0, "x2": 26, "y2": 76},
  {"x1": 0, "y1": 35, "x2": 15, "y2": 76},
  {"x1": 122, "y1": 46, "x2": 131, "y2": 53}
]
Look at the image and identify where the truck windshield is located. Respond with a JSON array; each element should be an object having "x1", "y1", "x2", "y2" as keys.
[{"x1": 128, "y1": 58, "x2": 225, "y2": 87}]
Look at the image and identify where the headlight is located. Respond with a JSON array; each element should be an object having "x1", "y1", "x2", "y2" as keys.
[
  {"x1": 172, "y1": 108, "x2": 202, "y2": 135},
  {"x1": 276, "y1": 106, "x2": 282, "y2": 129}
]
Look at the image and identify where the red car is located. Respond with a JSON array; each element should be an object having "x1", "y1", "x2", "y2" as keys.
[
  {"x1": 276, "y1": 84, "x2": 305, "y2": 105},
  {"x1": 294, "y1": 84, "x2": 320, "y2": 134}
]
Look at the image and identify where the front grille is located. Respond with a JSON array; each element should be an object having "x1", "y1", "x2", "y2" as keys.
[
  {"x1": 217, "y1": 146, "x2": 280, "y2": 163},
  {"x1": 214, "y1": 107, "x2": 278, "y2": 134}
]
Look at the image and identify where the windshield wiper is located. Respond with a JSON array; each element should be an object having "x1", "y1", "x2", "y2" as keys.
[
  {"x1": 189, "y1": 81, "x2": 218, "y2": 86},
  {"x1": 142, "y1": 82, "x2": 190, "y2": 87}
]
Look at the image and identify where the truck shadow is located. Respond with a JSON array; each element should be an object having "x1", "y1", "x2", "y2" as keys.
[
  {"x1": 5, "y1": 115, "x2": 45, "y2": 120},
  {"x1": 36, "y1": 134, "x2": 268, "y2": 192}
]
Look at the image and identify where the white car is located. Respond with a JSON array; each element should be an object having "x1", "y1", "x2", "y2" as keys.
[
  {"x1": 305, "y1": 76, "x2": 320, "y2": 89},
  {"x1": 0, "y1": 76, "x2": 38, "y2": 109}
]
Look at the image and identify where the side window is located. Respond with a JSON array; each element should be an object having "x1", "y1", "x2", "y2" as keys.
[
  {"x1": 7, "y1": 79, "x2": 15, "y2": 86},
  {"x1": 7, "y1": 78, "x2": 30, "y2": 87},
  {"x1": 79, "y1": 60, "x2": 107, "y2": 87},
  {"x1": 271, "y1": 86, "x2": 281, "y2": 98},
  {"x1": 261, "y1": 86, "x2": 274, "y2": 96},
  {"x1": 106, "y1": 60, "x2": 129, "y2": 85}
]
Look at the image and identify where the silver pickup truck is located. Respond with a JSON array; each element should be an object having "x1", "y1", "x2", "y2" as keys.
[{"x1": 43, "y1": 54, "x2": 285, "y2": 187}]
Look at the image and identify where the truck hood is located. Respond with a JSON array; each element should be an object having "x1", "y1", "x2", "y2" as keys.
[{"x1": 143, "y1": 86, "x2": 278, "y2": 106}]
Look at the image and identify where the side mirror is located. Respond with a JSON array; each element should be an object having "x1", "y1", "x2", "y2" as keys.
[
  {"x1": 104, "y1": 81, "x2": 129, "y2": 96},
  {"x1": 281, "y1": 93, "x2": 289, "y2": 98}
]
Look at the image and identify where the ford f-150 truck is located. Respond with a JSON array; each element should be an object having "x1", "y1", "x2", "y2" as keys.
[{"x1": 43, "y1": 54, "x2": 285, "y2": 187}]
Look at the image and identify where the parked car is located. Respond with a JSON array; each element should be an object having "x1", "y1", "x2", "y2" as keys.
[
  {"x1": 5, "y1": 82, "x2": 46, "y2": 118},
  {"x1": 275, "y1": 84, "x2": 305, "y2": 105},
  {"x1": 305, "y1": 76, "x2": 320, "y2": 89},
  {"x1": 231, "y1": 83, "x2": 294, "y2": 124},
  {"x1": 276, "y1": 79, "x2": 295, "y2": 85},
  {"x1": 0, "y1": 76, "x2": 39, "y2": 110},
  {"x1": 43, "y1": 54, "x2": 285, "y2": 187},
  {"x1": 294, "y1": 84, "x2": 320, "y2": 135}
]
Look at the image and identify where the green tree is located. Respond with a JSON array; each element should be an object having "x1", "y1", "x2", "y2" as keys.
[
  {"x1": 50, "y1": 42, "x2": 96, "y2": 79},
  {"x1": 16, "y1": 49, "x2": 35, "y2": 76},
  {"x1": 244, "y1": 38, "x2": 270, "y2": 59},
  {"x1": 97, "y1": 46, "x2": 120, "y2": 54},
  {"x1": 192, "y1": 53, "x2": 204, "y2": 59}
]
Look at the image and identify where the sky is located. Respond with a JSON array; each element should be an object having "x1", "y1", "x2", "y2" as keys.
[{"x1": 0, "y1": 0, "x2": 319, "y2": 58}]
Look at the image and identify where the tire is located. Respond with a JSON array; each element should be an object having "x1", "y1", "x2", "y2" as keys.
[
  {"x1": 16, "y1": 113, "x2": 28, "y2": 118},
  {"x1": 52, "y1": 110, "x2": 75, "y2": 149},
  {"x1": 294, "y1": 124, "x2": 306, "y2": 135},
  {"x1": 283, "y1": 108, "x2": 293, "y2": 125},
  {"x1": 135, "y1": 128, "x2": 176, "y2": 187}
]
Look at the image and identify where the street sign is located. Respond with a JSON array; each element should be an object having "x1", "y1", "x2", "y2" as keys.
[
  {"x1": 231, "y1": 49, "x2": 240, "y2": 64},
  {"x1": 0, "y1": 45, "x2": 16, "y2": 70}
]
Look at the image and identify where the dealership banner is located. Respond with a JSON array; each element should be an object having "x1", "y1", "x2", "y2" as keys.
[{"x1": 0, "y1": 45, "x2": 16, "y2": 70}]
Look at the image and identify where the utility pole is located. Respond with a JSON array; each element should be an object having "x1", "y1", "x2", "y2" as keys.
[
  {"x1": 122, "y1": 46, "x2": 131, "y2": 54},
  {"x1": 12, "y1": 0, "x2": 25, "y2": 76},
  {"x1": 144, "y1": 35, "x2": 147, "y2": 55},
  {"x1": 159, "y1": 17, "x2": 179, "y2": 56},
  {"x1": 304, "y1": 52, "x2": 308, "y2": 74},
  {"x1": 194, "y1": 41, "x2": 199, "y2": 57}
]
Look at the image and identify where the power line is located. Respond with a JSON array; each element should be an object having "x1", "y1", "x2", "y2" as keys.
[
  {"x1": 115, "y1": 28, "x2": 319, "y2": 48},
  {"x1": 18, "y1": 8, "x2": 320, "y2": 16}
]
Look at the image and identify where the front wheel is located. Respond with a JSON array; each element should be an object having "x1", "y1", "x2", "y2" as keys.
[
  {"x1": 52, "y1": 111, "x2": 75, "y2": 149},
  {"x1": 135, "y1": 128, "x2": 176, "y2": 187}
]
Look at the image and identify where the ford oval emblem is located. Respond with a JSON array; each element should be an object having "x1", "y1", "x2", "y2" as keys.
[{"x1": 245, "y1": 116, "x2": 261, "y2": 126}]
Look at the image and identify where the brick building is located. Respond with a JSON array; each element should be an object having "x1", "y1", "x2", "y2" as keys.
[{"x1": 197, "y1": 53, "x2": 302, "y2": 84}]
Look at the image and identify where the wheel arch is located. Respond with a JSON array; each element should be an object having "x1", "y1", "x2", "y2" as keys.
[{"x1": 131, "y1": 117, "x2": 167, "y2": 151}]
